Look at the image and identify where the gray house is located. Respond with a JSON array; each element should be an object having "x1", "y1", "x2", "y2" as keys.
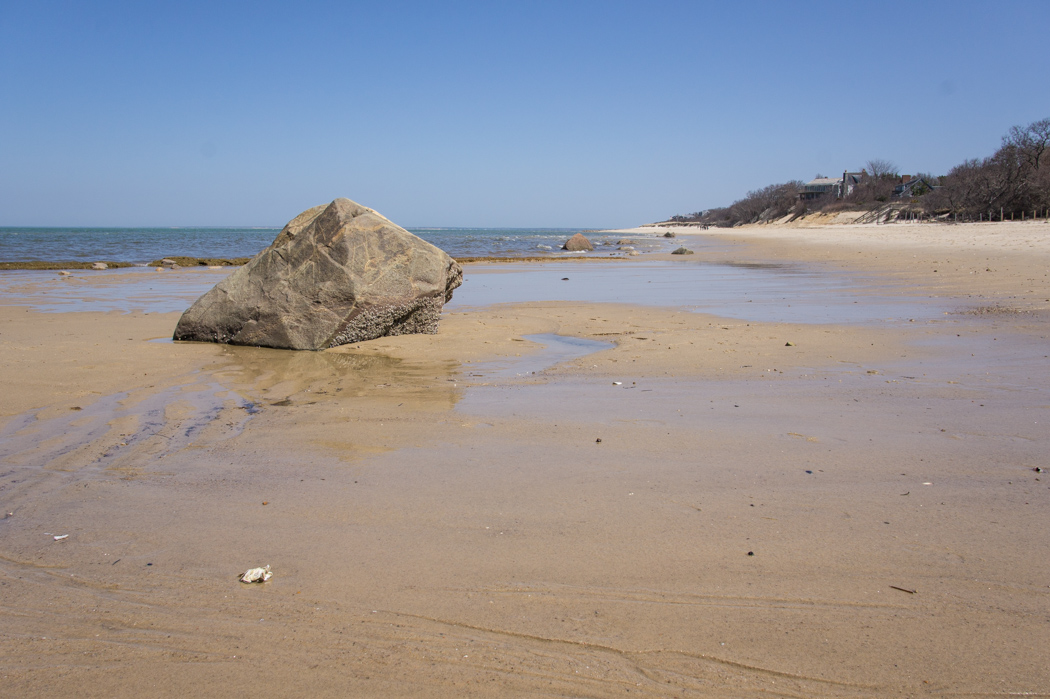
[
  {"x1": 893, "y1": 176, "x2": 935, "y2": 198},
  {"x1": 800, "y1": 170, "x2": 865, "y2": 200}
]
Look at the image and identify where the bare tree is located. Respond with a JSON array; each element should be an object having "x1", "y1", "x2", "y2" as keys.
[
  {"x1": 1004, "y1": 118, "x2": 1050, "y2": 170},
  {"x1": 864, "y1": 159, "x2": 898, "y2": 179}
]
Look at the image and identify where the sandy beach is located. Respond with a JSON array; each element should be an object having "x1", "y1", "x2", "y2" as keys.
[{"x1": 1, "y1": 221, "x2": 1048, "y2": 697}]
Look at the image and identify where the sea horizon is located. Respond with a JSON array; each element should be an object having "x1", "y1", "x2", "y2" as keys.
[{"x1": 0, "y1": 225, "x2": 667, "y2": 264}]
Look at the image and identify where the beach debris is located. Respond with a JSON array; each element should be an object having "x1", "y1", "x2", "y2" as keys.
[
  {"x1": 1034, "y1": 467, "x2": 1044, "y2": 473},
  {"x1": 747, "y1": 551, "x2": 754, "y2": 556},
  {"x1": 91, "y1": 262, "x2": 108, "y2": 270},
  {"x1": 785, "y1": 341, "x2": 795, "y2": 346},
  {"x1": 58, "y1": 270, "x2": 71, "y2": 276},
  {"x1": 173, "y1": 198, "x2": 463, "y2": 350},
  {"x1": 240, "y1": 565, "x2": 272, "y2": 583},
  {"x1": 562, "y1": 233, "x2": 594, "y2": 252},
  {"x1": 671, "y1": 247, "x2": 694, "y2": 255},
  {"x1": 889, "y1": 585, "x2": 916, "y2": 594},
  {"x1": 613, "y1": 381, "x2": 622, "y2": 385},
  {"x1": 53, "y1": 534, "x2": 68, "y2": 541},
  {"x1": 595, "y1": 438, "x2": 602, "y2": 443},
  {"x1": 561, "y1": 277, "x2": 569, "y2": 281},
  {"x1": 662, "y1": 231, "x2": 676, "y2": 238}
]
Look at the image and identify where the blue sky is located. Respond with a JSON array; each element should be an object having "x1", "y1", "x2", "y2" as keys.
[{"x1": 2, "y1": 1, "x2": 1048, "y2": 227}]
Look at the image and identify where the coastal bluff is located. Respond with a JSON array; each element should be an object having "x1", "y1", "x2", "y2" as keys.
[{"x1": 173, "y1": 198, "x2": 463, "y2": 350}]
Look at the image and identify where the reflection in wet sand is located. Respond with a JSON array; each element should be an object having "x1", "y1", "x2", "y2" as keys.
[
  {"x1": 203, "y1": 344, "x2": 463, "y2": 411},
  {"x1": 0, "y1": 380, "x2": 252, "y2": 479},
  {"x1": 0, "y1": 345, "x2": 464, "y2": 486}
]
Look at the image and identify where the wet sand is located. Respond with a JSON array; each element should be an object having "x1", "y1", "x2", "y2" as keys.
[{"x1": 1, "y1": 224, "x2": 1048, "y2": 697}]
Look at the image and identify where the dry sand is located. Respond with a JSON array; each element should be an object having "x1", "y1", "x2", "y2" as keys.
[{"x1": 1, "y1": 222, "x2": 1048, "y2": 697}]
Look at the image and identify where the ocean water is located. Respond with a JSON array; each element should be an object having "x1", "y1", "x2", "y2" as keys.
[
  {"x1": 0, "y1": 226, "x2": 673, "y2": 264},
  {"x1": 0, "y1": 227, "x2": 279, "y2": 264}
]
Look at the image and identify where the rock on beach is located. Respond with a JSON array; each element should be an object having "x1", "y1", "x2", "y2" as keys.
[
  {"x1": 173, "y1": 198, "x2": 463, "y2": 350},
  {"x1": 563, "y1": 233, "x2": 594, "y2": 251}
]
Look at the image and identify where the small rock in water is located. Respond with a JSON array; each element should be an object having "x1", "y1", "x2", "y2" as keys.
[
  {"x1": 663, "y1": 231, "x2": 676, "y2": 238},
  {"x1": 240, "y1": 565, "x2": 272, "y2": 583},
  {"x1": 671, "y1": 247, "x2": 694, "y2": 255},
  {"x1": 562, "y1": 233, "x2": 594, "y2": 252}
]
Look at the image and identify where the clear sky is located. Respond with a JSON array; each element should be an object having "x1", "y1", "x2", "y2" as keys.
[{"x1": 2, "y1": 1, "x2": 1049, "y2": 228}]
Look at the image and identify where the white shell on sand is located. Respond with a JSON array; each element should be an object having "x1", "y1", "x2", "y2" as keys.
[{"x1": 240, "y1": 565, "x2": 272, "y2": 583}]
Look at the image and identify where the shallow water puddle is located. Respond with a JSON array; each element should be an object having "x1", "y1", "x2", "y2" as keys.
[
  {"x1": 451, "y1": 261, "x2": 941, "y2": 324},
  {"x1": 0, "y1": 259, "x2": 945, "y2": 323},
  {"x1": 465, "y1": 333, "x2": 613, "y2": 379},
  {"x1": 0, "y1": 267, "x2": 232, "y2": 313}
]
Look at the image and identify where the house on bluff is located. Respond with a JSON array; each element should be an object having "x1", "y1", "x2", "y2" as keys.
[
  {"x1": 799, "y1": 171, "x2": 865, "y2": 200},
  {"x1": 893, "y1": 175, "x2": 936, "y2": 198}
]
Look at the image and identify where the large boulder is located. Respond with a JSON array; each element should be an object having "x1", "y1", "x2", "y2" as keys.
[
  {"x1": 173, "y1": 198, "x2": 463, "y2": 350},
  {"x1": 562, "y1": 233, "x2": 594, "y2": 251}
]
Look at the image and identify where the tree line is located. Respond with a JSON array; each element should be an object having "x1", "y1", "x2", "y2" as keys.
[{"x1": 669, "y1": 117, "x2": 1050, "y2": 226}]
